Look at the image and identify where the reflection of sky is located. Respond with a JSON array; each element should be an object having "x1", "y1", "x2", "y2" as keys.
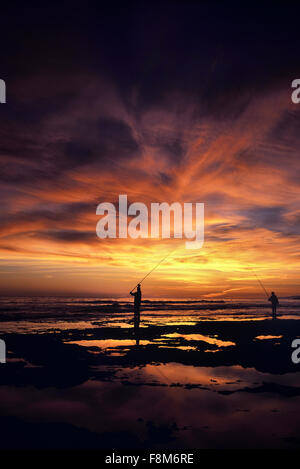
[
  {"x1": 1, "y1": 368, "x2": 300, "y2": 448},
  {"x1": 1, "y1": 296, "x2": 300, "y2": 447},
  {"x1": 162, "y1": 333, "x2": 235, "y2": 347},
  {"x1": 68, "y1": 339, "x2": 152, "y2": 349},
  {"x1": 115, "y1": 363, "x2": 300, "y2": 388},
  {"x1": 2, "y1": 310, "x2": 300, "y2": 448},
  {"x1": 255, "y1": 335, "x2": 283, "y2": 340}
]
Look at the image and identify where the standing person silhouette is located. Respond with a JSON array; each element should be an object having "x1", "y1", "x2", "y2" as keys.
[
  {"x1": 130, "y1": 284, "x2": 142, "y2": 332},
  {"x1": 268, "y1": 291, "x2": 279, "y2": 318}
]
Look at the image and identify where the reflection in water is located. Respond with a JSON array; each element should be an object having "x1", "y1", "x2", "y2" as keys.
[
  {"x1": 255, "y1": 335, "x2": 283, "y2": 340},
  {"x1": 66, "y1": 339, "x2": 152, "y2": 356},
  {"x1": 0, "y1": 320, "x2": 96, "y2": 334},
  {"x1": 67, "y1": 339, "x2": 152, "y2": 348},
  {"x1": 162, "y1": 333, "x2": 235, "y2": 347},
  {"x1": 114, "y1": 363, "x2": 300, "y2": 390},
  {"x1": 1, "y1": 297, "x2": 300, "y2": 448},
  {"x1": 0, "y1": 373, "x2": 300, "y2": 448}
]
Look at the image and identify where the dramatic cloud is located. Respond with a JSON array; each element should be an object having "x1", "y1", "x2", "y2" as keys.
[{"x1": 1, "y1": 3, "x2": 300, "y2": 296}]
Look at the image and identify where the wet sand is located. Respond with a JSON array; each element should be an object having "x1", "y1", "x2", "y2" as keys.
[{"x1": 0, "y1": 300, "x2": 300, "y2": 448}]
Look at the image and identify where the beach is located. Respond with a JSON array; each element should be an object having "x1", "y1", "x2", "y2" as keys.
[{"x1": 0, "y1": 297, "x2": 300, "y2": 449}]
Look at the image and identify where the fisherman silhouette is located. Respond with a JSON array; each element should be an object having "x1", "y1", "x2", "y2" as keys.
[
  {"x1": 130, "y1": 284, "x2": 142, "y2": 332},
  {"x1": 268, "y1": 291, "x2": 279, "y2": 318}
]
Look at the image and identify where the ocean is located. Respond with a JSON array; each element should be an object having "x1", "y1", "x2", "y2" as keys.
[{"x1": 0, "y1": 296, "x2": 300, "y2": 448}]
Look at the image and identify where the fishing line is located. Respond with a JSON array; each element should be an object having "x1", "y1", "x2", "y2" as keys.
[
  {"x1": 130, "y1": 245, "x2": 179, "y2": 292},
  {"x1": 248, "y1": 267, "x2": 269, "y2": 299},
  {"x1": 227, "y1": 238, "x2": 270, "y2": 299}
]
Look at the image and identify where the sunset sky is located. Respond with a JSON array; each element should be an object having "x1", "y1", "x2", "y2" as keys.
[{"x1": 1, "y1": 2, "x2": 300, "y2": 298}]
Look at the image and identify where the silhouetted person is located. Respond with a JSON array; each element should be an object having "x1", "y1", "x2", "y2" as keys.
[
  {"x1": 134, "y1": 327, "x2": 140, "y2": 346},
  {"x1": 130, "y1": 284, "x2": 142, "y2": 333},
  {"x1": 268, "y1": 291, "x2": 279, "y2": 318}
]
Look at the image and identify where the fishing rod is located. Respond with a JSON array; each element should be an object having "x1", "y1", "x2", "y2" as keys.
[
  {"x1": 233, "y1": 240, "x2": 270, "y2": 299},
  {"x1": 247, "y1": 265, "x2": 269, "y2": 299},
  {"x1": 130, "y1": 245, "x2": 179, "y2": 293},
  {"x1": 253, "y1": 271, "x2": 269, "y2": 299}
]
